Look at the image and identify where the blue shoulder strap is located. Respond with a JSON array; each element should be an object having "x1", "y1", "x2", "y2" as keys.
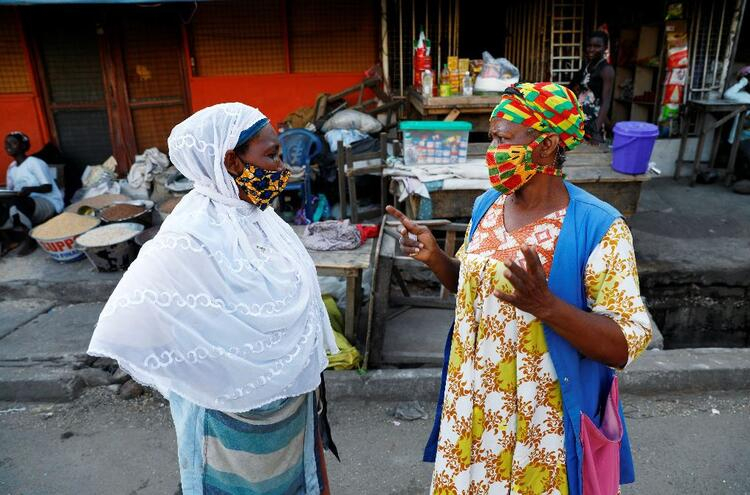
[{"x1": 468, "y1": 189, "x2": 501, "y2": 241}]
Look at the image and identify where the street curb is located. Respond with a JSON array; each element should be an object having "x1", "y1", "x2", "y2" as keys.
[
  {"x1": 0, "y1": 365, "x2": 85, "y2": 403},
  {"x1": 617, "y1": 348, "x2": 750, "y2": 394},
  {"x1": 2, "y1": 348, "x2": 748, "y2": 403},
  {"x1": 324, "y1": 348, "x2": 750, "y2": 401}
]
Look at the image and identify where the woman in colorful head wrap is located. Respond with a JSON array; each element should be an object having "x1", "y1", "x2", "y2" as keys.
[
  {"x1": 388, "y1": 83, "x2": 652, "y2": 494},
  {"x1": 88, "y1": 103, "x2": 338, "y2": 494}
]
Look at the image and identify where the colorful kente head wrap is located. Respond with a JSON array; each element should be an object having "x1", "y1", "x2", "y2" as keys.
[{"x1": 490, "y1": 82, "x2": 585, "y2": 151}]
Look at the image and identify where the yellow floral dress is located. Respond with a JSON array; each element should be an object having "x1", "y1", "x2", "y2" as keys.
[{"x1": 431, "y1": 195, "x2": 652, "y2": 495}]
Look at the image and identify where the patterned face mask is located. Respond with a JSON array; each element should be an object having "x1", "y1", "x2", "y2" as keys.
[
  {"x1": 235, "y1": 163, "x2": 290, "y2": 210},
  {"x1": 486, "y1": 134, "x2": 563, "y2": 195}
]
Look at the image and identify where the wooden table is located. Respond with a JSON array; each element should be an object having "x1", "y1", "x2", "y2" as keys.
[
  {"x1": 675, "y1": 99, "x2": 749, "y2": 186},
  {"x1": 388, "y1": 144, "x2": 651, "y2": 218},
  {"x1": 292, "y1": 226, "x2": 373, "y2": 342},
  {"x1": 407, "y1": 88, "x2": 499, "y2": 132}
]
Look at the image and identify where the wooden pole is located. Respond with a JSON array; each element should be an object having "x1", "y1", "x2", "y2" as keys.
[
  {"x1": 447, "y1": 0, "x2": 452, "y2": 58},
  {"x1": 702, "y1": 1, "x2": 716, "y2": 93},
  {"x1": 437, "y1": 0, "x2": 442, "y2": 80},
  {"x1": 361, "y1": 215, "x2": 387, "y2": 370},
  {"x1": 712, "y1": 0, "x2": 728, "y2": 87},
  {"x1": 412, "y1": 0, "x2": 416, "y2": 87},
  {"x1": 453, "y1": 0, "x2": 458, "y2": 55},
  {"x1": 381, "y1": 0, "x2": 390, "y2": 94},
  {"x1": 687, "y1": 1, "x2": 701, "y2": 100},
  {"x1": 399, "y1": 0, "x2": 404, "y2": 96},
  {"x1": 425, "y1": 0, "x2": 428, "y2": 35}
]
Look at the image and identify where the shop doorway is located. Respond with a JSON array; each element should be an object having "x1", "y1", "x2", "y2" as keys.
[{"x1": 25, "y1": 6, "x2": 189, "y2": 195}]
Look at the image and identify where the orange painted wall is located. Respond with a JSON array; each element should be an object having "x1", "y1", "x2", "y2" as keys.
[
  {"x1": 0, "y1": 94, "x2": 49, "y2": 184},
  {"x1": 189, "y1": 72, "x2": 371, "y2": 126}
]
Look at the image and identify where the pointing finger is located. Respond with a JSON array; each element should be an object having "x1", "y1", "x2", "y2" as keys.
[{"x1": 386, "y1": 205, "x2": 421, "y2": 234}]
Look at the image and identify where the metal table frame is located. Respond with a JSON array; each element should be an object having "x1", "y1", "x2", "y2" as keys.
[{"x1": 675, "y1": 99, "x2": 749, "y2": 186}]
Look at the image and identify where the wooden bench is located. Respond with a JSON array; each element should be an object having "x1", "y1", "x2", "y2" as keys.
[{"x1": 292, "y1": 225, "x2": 374, "y2": 343}]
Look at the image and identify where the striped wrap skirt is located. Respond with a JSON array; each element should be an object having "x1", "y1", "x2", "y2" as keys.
[{"x1": 170, "y1": 391, "x2": 331, "y2": 495}]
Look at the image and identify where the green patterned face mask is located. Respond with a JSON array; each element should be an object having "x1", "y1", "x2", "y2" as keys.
[{"x1": 486, "y1": 135, "x2": 563, "y2": 195}]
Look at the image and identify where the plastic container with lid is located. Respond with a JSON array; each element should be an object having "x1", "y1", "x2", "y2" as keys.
[
  {"x1": 400, "y1": 121, "x2": 473, "y2": 165},
  {"x1": 611, "y1": 121, "x2": 659, "y2": 175}
]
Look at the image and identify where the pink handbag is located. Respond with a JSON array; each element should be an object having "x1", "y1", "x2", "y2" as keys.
[{"x1": 580, "y1": 375, "x2": 623, "y2": 495}]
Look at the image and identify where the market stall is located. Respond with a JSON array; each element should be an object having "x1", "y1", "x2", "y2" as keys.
[
  {"x1": 406, "y1": 88, "x2": 500, "y2": 133},
  {"x1": 386, "y1": 143, "x2": 651, "y2": 219}
]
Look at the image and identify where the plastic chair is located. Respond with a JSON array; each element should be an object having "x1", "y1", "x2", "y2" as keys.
[{"x1": 279, "y1": 129, "x2": 323, "y2": 221}]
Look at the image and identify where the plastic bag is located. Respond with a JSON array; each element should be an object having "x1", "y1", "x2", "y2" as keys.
[
  {"x1": 71, "y1": 156, "x2": 120, "y2": 203},
  {"x1": 128, "y1": 147, "x2": 169, "y2": 190},
  {"x1": 474, "y1": 51, "x2": 519, "y2": 93},
  {"x1": 665, "y1": 21, "x2": 688, "y2": 69},
  {"x1": 81, "y1": 156, "x2": 117, "y2": 188},
  {"x1": 324, "y1": 129, "x2": 369, "y2": 152},
  {"x1": 321, "y1": 109, "x2": 383, "y2": 134},
  {"x1": 322, "y1": 295, "x2": 361, "y2": 370}
]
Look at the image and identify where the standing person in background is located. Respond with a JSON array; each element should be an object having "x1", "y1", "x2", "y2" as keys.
[
  {"x1": 569, "y1": 31, "x2": 615, "y2": 144},
  {"x1": 1, "y1": 131, "x2": 64, "y2": 256}
]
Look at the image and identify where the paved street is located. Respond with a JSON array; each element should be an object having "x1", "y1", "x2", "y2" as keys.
[{"x1": 1, "y1": 388, "x2": 748, "y2": 495}]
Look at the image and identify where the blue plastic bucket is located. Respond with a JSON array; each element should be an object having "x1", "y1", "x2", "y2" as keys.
[{"x1": 611, "y1": 121, "x2": 659, "y2": 175}]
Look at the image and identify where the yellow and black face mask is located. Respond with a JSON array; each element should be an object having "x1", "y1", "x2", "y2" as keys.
[{"x1": 235, "y1": 163, "x2": 290, "y2": 210}]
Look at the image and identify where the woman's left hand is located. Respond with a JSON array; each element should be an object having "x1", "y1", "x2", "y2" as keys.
[{"x1": 493, "y1": 245, "x2": 558, "y2": 320}]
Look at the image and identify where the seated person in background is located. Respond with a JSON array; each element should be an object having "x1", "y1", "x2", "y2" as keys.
[
  {"x1": 569, "y1": 31, "x2": 615, "y2": 144},
  {"x1": 724, "y1": 66, "x2": 750, "y2": 193},
  {"x1": 1, "y1": 131, "x2": 64, "y2": 256},
  {"x1": 724, "y1": 65, "x2": 750, "y2": 104}
]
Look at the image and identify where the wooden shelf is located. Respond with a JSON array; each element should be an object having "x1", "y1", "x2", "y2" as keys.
[{"x1": 613, "y1": 25, "x2": 662, "y2": 123}]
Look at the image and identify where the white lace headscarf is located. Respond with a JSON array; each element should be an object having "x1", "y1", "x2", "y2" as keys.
[{"x1": 88, "y1": 103, "x2": 338, "y2": 412}]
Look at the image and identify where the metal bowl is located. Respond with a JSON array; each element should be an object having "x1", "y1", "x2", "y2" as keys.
[
  {"x1": 75, "y1": 222, "x2": 144, "y2": 272},
  {"x1": 100, "y1": 200, "x2": 154, "y2": 227},
  {"x1": 135, "y1": 225, "x2": 161, "y2": 248}
]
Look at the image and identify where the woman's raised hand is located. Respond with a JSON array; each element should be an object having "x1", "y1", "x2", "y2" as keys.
[{"x1": 385, "y1": 205, "x2": 441, "y2": 266}]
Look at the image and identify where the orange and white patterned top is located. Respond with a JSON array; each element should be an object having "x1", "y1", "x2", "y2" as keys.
[{"x1": 431, "y1": 194, "x2": 652, "y2": 495}]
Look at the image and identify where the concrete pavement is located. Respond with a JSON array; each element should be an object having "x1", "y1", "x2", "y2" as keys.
[
  {"x1": 0, "y1": 298, "x2": 749, "y2": 402},
  {"x1": 1, "y1": 178, "x2": 749, "y2": 349},
  {"x1": 0, "y1": 388, "x2": 748, "y2": 494}
]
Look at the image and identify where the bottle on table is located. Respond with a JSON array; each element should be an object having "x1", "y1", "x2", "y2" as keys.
[
  {"x1": 440, "y1": 64, "x2": 452, "y2": 97},
  {"x1": 462, "y1": 71, "x2": 473, "y2": 96},
  {"x1": 450, "y1": 69, "x2": 461, "y2": 94},
  {"x1": 422, "y1": 69, "x2": 433, "y2": 98}
]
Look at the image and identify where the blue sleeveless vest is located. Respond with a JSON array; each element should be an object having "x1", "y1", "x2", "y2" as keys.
[{"x1": 423, "y1": 181, "x2": 635, "y2": 495}]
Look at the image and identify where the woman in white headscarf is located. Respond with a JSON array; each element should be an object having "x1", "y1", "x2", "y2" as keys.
[{"x1": 88, "y1": 103, "x2": 339, "y2": 495}]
